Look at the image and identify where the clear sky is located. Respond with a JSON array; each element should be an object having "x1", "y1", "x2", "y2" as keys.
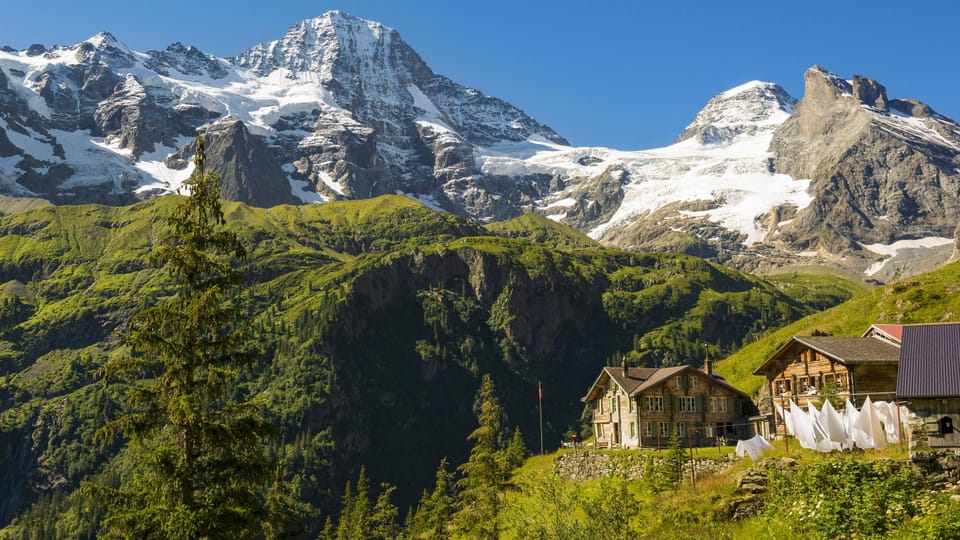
[{"x1": 3, "y1": 0, "x2": 958, "y2": 149}]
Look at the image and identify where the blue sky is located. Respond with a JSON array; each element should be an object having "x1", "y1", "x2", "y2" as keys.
[{"x1": 3, "y1": 0, "x2": 958, "y2": 149}]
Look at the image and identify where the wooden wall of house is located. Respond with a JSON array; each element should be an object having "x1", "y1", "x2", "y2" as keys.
[
  {"x1": 768, "y1": 348, "x2": 853, "y2": 406},
  {"x1": 905, "y1": 398, "x2": 960, "y2": 449},
  {"x1": 635, "y1": 371, "x2": 749, "y2": 449},
  {"x1": 849, "y1": 364, "x2": 898, "y2": 404}
]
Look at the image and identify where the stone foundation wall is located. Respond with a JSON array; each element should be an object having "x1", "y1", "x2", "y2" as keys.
[{"x1": 554, "y1": 450, "x2": 736, "y2": 482}]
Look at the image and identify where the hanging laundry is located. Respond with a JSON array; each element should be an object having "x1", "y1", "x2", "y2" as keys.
[
  {"x1": 820, "y1": 399, "x2": 849, "y2": 450},
  {"x1": 791, "y1": 400, "x2": 820, "y2": 451},
  {"x1": 872, "y1": 401, "x2": 901, "y2": 444},
  {"x1": 851, "y1": 396, "x2": 887, "y2": 450},
  {"x1": 844, "y1": 398, "x2": 862, "y2": 450},
  {"x1": 736, "y1": 434, "x2": 775, "y2": 461},
  {"x1": 775, "y1": 400, "x2": 795, "y2": 436},
  {"x1": 806, "y1": 405, "x2": 834, "y2": 452}
]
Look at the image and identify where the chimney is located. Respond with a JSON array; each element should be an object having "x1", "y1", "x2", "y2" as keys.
[
  {"x1": 703, "y1": 354, "x2": 713, "y2": 376},
  {"x1": 622, "y1": 356, "x2": 628, "y2": 377}
]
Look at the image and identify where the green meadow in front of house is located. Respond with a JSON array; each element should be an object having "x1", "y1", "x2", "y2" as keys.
[{"x1": 502, "y1": 442, "x2": 960, "y2": 539}]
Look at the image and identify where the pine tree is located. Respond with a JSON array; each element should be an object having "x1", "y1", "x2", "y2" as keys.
[
  {"x1": 454, "y1": 374, "x2": 519, "y2": 539},
  {"x1": 371, "y1": 483, "x2": 400, "y2": 539},
  {"x1": 88, "y1": 136, "x2": 274, "y2": 539},
  {"x1": 409, "y1": 458, "x2": 455, "y2": 539},
  {"x1": 662, "y1": 430, "x2": 687, "y2": 489},
  {"x1": 502, "y1": 427, "x2": 527, "y2": 473},
  {"x1": 335, "y1": 468, "x2": 400, "y2": 540}
]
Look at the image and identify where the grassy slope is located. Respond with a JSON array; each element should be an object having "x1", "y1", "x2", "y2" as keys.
[
  {"x1": 484, "y1": 213, "x2": 601, "y2": 250},
  {"x1": 715, "y1": 260, "x2": 960, "y2": 395},
  {"x1": 504, "y1": 442, "x2": 914, "y2": 539}
]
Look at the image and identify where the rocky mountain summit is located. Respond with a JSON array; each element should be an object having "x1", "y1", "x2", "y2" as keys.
[
  {"x1": 1, "y1": 13, "x2": 960, "y2": 280},
  {"x1": 0, "y1": 11, "x2": 564, "y2": 211},
  {"x1": 767, "y1": 66, "x2": 960, "y2": 279}
]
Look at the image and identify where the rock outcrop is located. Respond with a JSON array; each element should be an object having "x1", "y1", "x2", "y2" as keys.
[{"x1": 771, "y1": 66, "x2": 960, "y2": 258}]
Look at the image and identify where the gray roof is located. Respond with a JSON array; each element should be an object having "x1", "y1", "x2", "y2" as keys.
[
  {"x1": 581, "y1": 365, "x2": 750, "y2": 402},
  {"x1": 897, "y1": 323, "x2": 960, "y2": 398},
  {"x1": 792, "y1": 336, "x2": 901, "y2": 364},
  {"x1": 754, "y1": 335, "x2": 901, "y2": 376}
]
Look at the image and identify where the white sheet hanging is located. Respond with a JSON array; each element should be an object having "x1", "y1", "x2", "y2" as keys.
[
  {"x1": 872, "y1": 401, "x2": 901, "y2": 444},
  {"x1": 851, "y1": 396, "x2": 887, "y2": 450},
  {"x1": 791, "y1": 400, "x2": 820, "y2": 451},
  {"x1": 736, "y1": 434, "x2": 775, "y2": 461},
  {"x1": 820, "y1": 399, "x2": 849, "y2": 450},
  {"x1": 775, "y1": 400, "x2": 795, "y2": 436}
]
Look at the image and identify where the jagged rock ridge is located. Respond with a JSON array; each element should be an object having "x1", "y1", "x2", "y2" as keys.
[{"x1": 0, "y1": 11, "x2": 565, "y2": 211}]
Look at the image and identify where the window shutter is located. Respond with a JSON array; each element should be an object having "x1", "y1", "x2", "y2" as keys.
[{"x1": 727, "y1": 397, "x2": 733, "y2": 414}]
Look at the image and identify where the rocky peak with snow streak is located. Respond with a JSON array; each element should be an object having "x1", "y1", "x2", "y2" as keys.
[
  {"x1": 767, "y1": 66, "x2": 960, "y2": 279},
  {"x1": 0, "y1": 11, "x2": 565, "y2": 213}
]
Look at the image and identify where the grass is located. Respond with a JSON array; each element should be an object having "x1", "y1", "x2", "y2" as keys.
[{"x1": 502, "y1": 440, "x2": 917, "y2": 539}]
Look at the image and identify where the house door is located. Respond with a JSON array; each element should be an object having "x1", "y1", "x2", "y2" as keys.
[{"x1": 612, "y1": 423, "x2": 620, "y2": 445}]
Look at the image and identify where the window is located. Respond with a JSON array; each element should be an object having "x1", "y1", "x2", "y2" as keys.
[
  {"x1": 658, "y1": 421, "x2": 669, "y2": 437},
  {"x1": 644, "y1": 422, "x2": 653, "y2": 437},
  {"x1": 710, "y1": 397, "x2": 728, "y2": 413},
  {"x1": 597, "y1": 424, "x2": 605, "y2": 439},
  {"x1": 677, "y1": 422, "x2": 686, "y2": 437},
  {"x1": 629, "y1": 422, "x2": 636, "y2": 438},
  {"x1": 598, "y1": 399, "x2": 604, "y2": 414},
  {"x1": 680, "y1": 396, "x2": 696, "y2": 413},
  {"x1": 646, "y1": 396, "x2": 664, "y2": 412},
  {"x1": 628, "y1": 398, "x2": 634, "y2": 413},
  {"x1": 675, "y1": 377, "x2": 684, "y2": 390},
  {"x1": 690, "y1": 376, "x2": 698, "y2": 390},
  {"x1": 610, "y1": 397, "x2": 617, "y2": 412}
]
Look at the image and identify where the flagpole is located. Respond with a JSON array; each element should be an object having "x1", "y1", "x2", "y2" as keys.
[{"x1": 538, "y1": 380, "x2": 544, "y2": 455}]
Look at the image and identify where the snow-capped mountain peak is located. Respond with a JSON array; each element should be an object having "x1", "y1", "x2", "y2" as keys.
[
  {"x1": 675, "y1": 81, "x2": 796, "y2": 145},
  {"x1": 231, "y1": 10, "x2": 395, "y2": 79}
]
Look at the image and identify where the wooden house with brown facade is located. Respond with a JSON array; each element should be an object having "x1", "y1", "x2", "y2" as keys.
[
  {"x1": 753, "y1": 325, "x2": 902, "y2": 435},
  {"x1": 581, "y1": 360, "x2": 754, "y2": 449}
]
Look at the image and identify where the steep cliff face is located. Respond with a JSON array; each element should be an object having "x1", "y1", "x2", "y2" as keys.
[
  {"x1": 769, "y1": 66, "x2": 960, "y2": 279},
  {"x1": 165, "y1": 120, "x2": 300, "y2": 207}
]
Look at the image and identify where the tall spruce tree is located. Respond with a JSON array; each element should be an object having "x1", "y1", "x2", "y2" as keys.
[
  {"x1": 89, "y1": 136, "x2": 273, "y2": 539},
  {"x1": 408, "y1": 458, "x2": 455, "y2": 539},
  {"x1": 454, "y1": 374, "x2": 523, "y2": 539}
]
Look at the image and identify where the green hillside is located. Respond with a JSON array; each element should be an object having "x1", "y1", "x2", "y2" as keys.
[
  {"x1": 0, "y1": 194, "x2": 857, "y2": 533},
  {"x1": 484, "y1": 213, "x2": 601, "y2": 249},
  {"x1": 715, "y1": 260, "x2": 960, "y2": 395}
]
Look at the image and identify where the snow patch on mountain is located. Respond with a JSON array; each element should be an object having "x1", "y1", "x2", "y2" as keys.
[
  {"x1": 861, "y1": 237, "x2": 955, "y2": 276},
  {"x1": 476, "y1": 82, "x2": 808, "y2": 247}
]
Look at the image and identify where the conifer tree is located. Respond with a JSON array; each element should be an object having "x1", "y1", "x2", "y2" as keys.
[
  {"x1": 454, "y1": 374, "x2": 522, "y2": 539},
  {"x1": 502, "y1": 426, "x2": 527, "y2": 473},
  {"x1": 409, "y1": 458, "x2": 455, "y2": 539},
  {"x1": 88, "y1": 136, "x2": 274, "y2": 539},
  {"x1": 335, "y1": 468, "x2": 400, "y2": 540}
]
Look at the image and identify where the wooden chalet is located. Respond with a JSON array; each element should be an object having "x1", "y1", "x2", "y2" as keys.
[
  {"x1": 581, "y1": 359, "x2": 754, "y2": 449},
  {"x1": 896, "y1": 323, "x2": 960, "y2": 449},
  {"x1": 753, "y1": 325, "x2": 902, "y2": 436}
]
